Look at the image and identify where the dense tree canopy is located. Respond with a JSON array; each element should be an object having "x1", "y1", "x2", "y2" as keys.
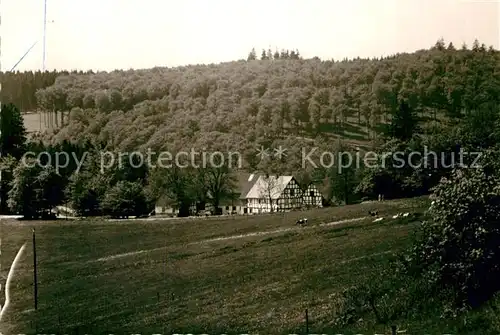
[
  {"x1": 0, "y1": 103, "x2": 27, "y2": 159},
  {"x1": 0, "y1": 103, "x2": 28, "y2": 213},
  {"x1": 4, "y1": 39, "x2": 494, "y2": 160}
]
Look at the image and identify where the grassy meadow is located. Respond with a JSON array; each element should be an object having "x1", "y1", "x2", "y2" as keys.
[
  {"x1": 0, "y1": 197, "x2": 433, "y2": 334},
  {"x1": 22, "y1": 112, "x2": 45, "y2": 133}
]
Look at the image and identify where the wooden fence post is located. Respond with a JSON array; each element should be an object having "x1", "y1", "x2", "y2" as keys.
[
  {"x1": 391, "y1": 325, "x2": 397, "y2": 335},
  {"x1": 305, "y1": 308, "x2": 309, "y2": 334},
  {"x1": 33, "y1": 228, "x2": 38, "y2": 310}
]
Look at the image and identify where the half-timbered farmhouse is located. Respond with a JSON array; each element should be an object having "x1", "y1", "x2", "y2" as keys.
[
  {"x1": 245, "y1": 175, "x2": 303, "y2": 213},
  {"x1": 303, "y1": 183, "x2": 324, "y2": 208},
  {"x1": 155, "y1": 172, "x2": 328, "y2": 217}
]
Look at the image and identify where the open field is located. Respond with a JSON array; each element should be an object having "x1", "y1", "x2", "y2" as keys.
[
  {"x1": 0, "y1": 197, "x2": 431, "y2": 333},
  {"x1": 22, "y1": 111, "x2": 59, "y2": 133},
  {"x1": 22, "y1": 112, "x2": 45, "y2": 133}
]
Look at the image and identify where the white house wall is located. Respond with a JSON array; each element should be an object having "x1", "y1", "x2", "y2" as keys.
[{"x1": 247, "y1": 178, "x2": 304, "y2": 213}]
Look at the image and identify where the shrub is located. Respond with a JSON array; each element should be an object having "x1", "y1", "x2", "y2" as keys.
[
  {"x1": 101, "y1": 181, "x2": 149, "y2": 218},
  {"x1": 403, "y1": 149, "x2": 500, "y2": 308}
]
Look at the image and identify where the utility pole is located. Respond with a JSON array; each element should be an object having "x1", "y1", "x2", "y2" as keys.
[
  {"x1": 43, "y1": 0, "x2": 47, "y2": 72},
  {"x1": 42, "y1": 0, "x2": 48, "y2": 132},
  {"x1": 1, "y1": 0, "x2": 3, "y2": 250}
]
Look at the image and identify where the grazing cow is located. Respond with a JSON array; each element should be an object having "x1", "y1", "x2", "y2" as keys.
[{"x1": 296, "y1": 218, "x2": 308, "y2": 226}]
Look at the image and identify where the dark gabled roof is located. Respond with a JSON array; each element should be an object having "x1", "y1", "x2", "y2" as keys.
[
  {"x1": 305, "y1": 182, "x2": 321, "y2": 189},
  {"x1": 234, "y1": 171, "x2": 260, "y2": 199},
  {"x1": 305, "y1": 182, "x2": 327, "y2": 198}
]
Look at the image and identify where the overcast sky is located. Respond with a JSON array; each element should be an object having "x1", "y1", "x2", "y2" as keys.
[{"x1": 1, "y1": 0, "x2": 499, "y2": 72}]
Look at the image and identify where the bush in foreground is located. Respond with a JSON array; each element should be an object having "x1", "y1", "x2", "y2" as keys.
[
  {"x1": 405, "y1": 149, "x2": 500, "y2": 308},
  {"x1": 334, "y1": 149, "x2": 500, "y2": 332}
]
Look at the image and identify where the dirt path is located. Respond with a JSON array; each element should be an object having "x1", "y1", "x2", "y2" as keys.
[
  {"x1": 190, "y1": 216, "x2": 368, "y2": 245},
  {"x1": 94, "y1": 216, "x2": 368, "y2": 262}
]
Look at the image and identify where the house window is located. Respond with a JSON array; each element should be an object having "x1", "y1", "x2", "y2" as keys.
[
  {"x1": 232, "y1": 206, "x2": 236, "y2": 210},
  {"x1": 310, "y1": 191, "x2": 314, "y2": 197},
  {"x1": 290, "y1": 189, "x2": 295, "y2": 196},
  {"x1": 226, "y1": 206, "x2": 229, "y2": 210}
]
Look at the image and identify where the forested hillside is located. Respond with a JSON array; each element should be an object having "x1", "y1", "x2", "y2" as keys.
[
  {"x1": 3, "y1": 39, "x2": 497, "y2": 155},
  {"x1": 2, "y1": 38, "x2": 500, "y2": 209}
]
